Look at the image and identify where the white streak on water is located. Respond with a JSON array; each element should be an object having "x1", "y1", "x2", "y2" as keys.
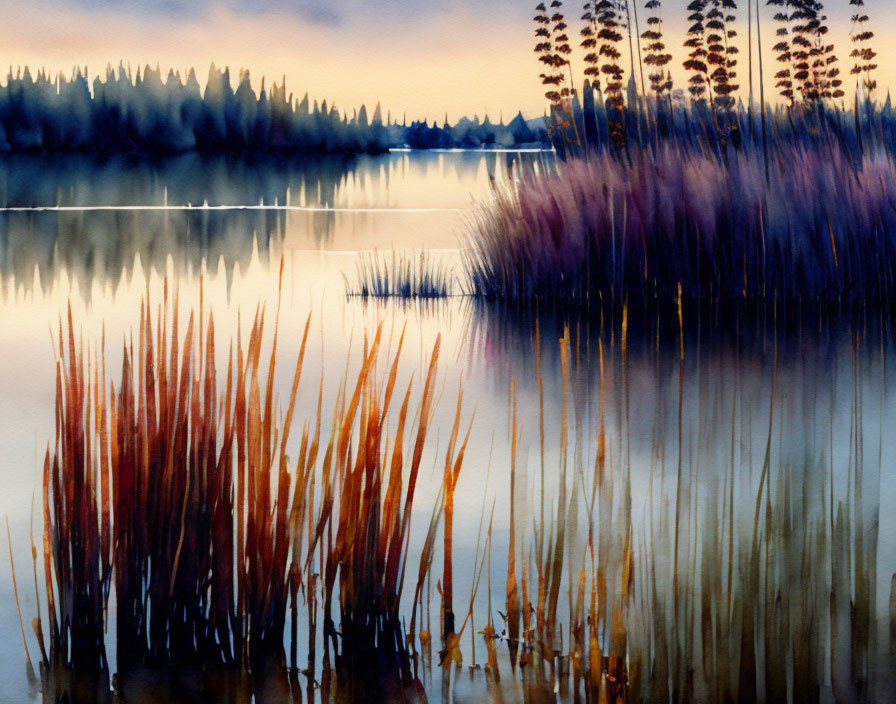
[
  {"x1": 0, "y1": 204, "x2": 464, "y2": 213},
  {"x1": 389, "y1": 147, "x2": 553, "y2": 154}
]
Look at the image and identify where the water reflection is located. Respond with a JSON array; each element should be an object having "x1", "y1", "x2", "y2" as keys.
[
  {"x1": 465, "y1": 300, "x2": 896, "y2": 703},
  {"x1": 0, "y1": 208, "x2": 285, "y2": 294},
  {"x1": 468, "y1": 299, "x2": 891, "y2": 394},
  {"x1": 0, "y1": 151, "x2": 551, "y2": 292},
  {"x1": 0, "y1": 153, "x2": 360, "y2": 208}
]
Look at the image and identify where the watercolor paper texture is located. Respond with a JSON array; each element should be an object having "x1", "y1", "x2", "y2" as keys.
[{"x1": 1, "y1": 1, "x2": 895, "y2": 702}]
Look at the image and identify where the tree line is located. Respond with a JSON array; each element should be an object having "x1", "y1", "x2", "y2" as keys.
[{"x1": 0, "y1": 63, "x2": 548, "y2": 154}]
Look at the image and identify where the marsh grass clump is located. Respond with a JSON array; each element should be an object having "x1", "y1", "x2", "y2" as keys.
[
  {"x1": 496, "y1": 4, "x2": 896, "y2": 303},
  {"x1": 316, "y1": 325, "x2": 461, "y2": 688},
  {"x1": 465, "y1": 142, "x2": 896, "y2": 305},
  {"x1": 34, "y1": 280, "x2": 462, "y2": 702},
  {"x1": 39, "y1": 288, "x2": 310, "y2": 690},
  {"x1": 346, "y1": 250, "x2": 455, "y2": 299}
]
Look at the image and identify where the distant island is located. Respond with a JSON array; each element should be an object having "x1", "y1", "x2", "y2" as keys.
[{"x1": 0, "y1": 64, "x2": 549, "y2": 155}]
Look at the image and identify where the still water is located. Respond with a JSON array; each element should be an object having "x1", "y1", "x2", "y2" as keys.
[{"x1": 0, "y1": 151, "x2": 894, "y2": 702}]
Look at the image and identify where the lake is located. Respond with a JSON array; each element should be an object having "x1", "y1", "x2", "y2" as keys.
[{"x1": 1, "y1": 150, "x2": 894, "y2": 703}]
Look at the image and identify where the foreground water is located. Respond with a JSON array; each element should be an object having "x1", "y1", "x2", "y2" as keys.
[{"x1": 1, "y1": 151, "x2": 895, "y2": 703}]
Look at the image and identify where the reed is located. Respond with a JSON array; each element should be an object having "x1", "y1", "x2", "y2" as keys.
[
  {"x1": 317, "y1": 325, "x2": 453, "y2": 684},
  {"x1": 42, "y1": 306, "x2": 110, "y2": 674},
  {"x1": 465, "y1": 141, "x2": 896, "y2": 305},
  {"x1": 439, "y1": 382, "x2": 474, "y2": 662},
  {"x1": 535, "y1": 0, "x2": 872, "y2": 154},
  {"x1": 35, "y1": 284, "x2": 466, "y2": 700},
  {"x1": 505, "y1": 381, "x2": 520, "y2": 668},
  {"x1": 508, "y1": 1, "x2": 892, "y2": 306},
  {"x1": 477, "y1": 305, "x2": 892, "y2": 703}
]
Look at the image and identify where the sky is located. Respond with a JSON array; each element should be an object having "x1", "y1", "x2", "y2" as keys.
[{"x1": 1, "y1": 0, "x2": 894, "y2": 122}]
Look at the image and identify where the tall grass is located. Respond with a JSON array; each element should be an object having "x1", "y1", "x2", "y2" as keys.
[
  {"x1": 472, "y1": 0, "x2": 893, "y2": 306},
  {"x1": 34, "y1": 283, "x2": 465, "y2": 700},
  {"x1": 538, "y1": 0, "x2": 882, "y2": 158},
  {"x1": 465, "y1": 141, "x2": 896, "y2": 305}
]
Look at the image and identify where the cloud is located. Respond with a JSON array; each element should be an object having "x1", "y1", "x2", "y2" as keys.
[
  {"x1": 53, "y1": 0, "x2": 529, "y2": 28},
  {"x1": 58, "y1": 0, "x2": 344, "y2": 25},
  {"x1": 294, "y1": 4, "x2": 342, "y2": 26}
]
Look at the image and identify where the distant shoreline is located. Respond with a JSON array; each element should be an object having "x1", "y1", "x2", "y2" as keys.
[{"x1": 0, "y1": 65, "x2": 550, "y2": 155}]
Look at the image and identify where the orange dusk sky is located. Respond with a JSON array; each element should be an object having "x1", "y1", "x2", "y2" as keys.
[{"x1": 1, "y1": 1, "x2": 893, "y2": 122}]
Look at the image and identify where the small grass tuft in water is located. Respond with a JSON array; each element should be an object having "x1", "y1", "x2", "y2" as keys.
[{"x1": 346, "y1": 250, "x2": 455, "y2": 299}]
